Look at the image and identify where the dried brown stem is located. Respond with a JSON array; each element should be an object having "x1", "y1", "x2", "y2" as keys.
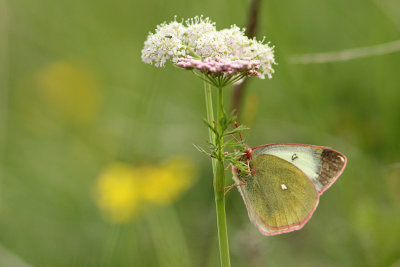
[{"x1": 231, "y1": 0, "x2": 261, "y2": 115}]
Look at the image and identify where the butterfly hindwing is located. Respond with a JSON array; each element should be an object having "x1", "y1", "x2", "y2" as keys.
[{"x1": 233, "y1": 153, "x2": 319, "y2": 235}]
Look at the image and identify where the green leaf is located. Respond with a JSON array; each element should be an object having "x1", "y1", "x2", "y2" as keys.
[
  {"x1": 202, "y1": 118, "x2": 218, "y2": 136},
  {"x1": 193, "y1": 144, "x2": 211, "y2": 156},
  {"x1": 223, "y1": 125, "x2": 250, "y2": 137}
]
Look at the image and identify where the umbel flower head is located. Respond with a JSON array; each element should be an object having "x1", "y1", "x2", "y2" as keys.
[{"x1": 141, "y1": 16, "x2": 275, "y2": 87}]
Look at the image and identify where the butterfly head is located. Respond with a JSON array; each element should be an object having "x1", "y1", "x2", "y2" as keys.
[{"x1": 245, "y1": 145, "x2": 252, "y2": 160}]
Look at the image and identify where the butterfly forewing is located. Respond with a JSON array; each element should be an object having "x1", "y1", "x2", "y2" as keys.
[{"x1": 253, "y1": 144, "x2": 347, "y2": 194}]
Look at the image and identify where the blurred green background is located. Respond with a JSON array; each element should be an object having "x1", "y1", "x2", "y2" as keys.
[{"x1": 1, "y1": 0, "x2": 400, "y2": 266}]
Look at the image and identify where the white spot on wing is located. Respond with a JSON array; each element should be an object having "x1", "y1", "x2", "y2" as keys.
[
  {"x1": 281, "y1": 184, "x2": 287, "y2": 190},
  {"x1": 338, "y1": 155, "x2": 345, "y2": 162}
]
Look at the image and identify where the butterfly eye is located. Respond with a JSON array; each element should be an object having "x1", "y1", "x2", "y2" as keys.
[{"x1": 291, "y1": 153, "x2": 298, "y2": 161}]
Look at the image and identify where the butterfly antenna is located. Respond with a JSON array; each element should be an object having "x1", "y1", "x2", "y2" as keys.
[
  {"x1": 231, "y1": 134, "x2": 240, "y2": 143},
  {"x1": 234, "y1": 121, "x2": 244, "y2": 144}
]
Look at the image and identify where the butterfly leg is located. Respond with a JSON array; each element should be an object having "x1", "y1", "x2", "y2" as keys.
[
  {"x1": 225, "y1": 163, "x2": 233, "y2": 171},
  {"x1": 223, "y1": 178, "x2": 247, "y2": 195}
]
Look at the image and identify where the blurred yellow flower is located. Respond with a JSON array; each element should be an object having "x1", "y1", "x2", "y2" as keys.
[
  {"x1": 95, "y1": 163, "x2": 141, "y2": 223},
  {"x1": 94, "y1": 157, "x2": 196, "y2": 224},
  {"x1": 141, "y1": 158, "x2": 196, "y2": 205},
  {"x1": 36, "y1": 61, "x2": 101, "y2": 124}
]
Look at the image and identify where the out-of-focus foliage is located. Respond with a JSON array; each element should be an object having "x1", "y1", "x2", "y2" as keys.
[{"x1": 0, "y1": 0, "x2": 399, "y2": 266}]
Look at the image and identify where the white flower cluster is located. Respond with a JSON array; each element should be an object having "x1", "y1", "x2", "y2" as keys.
[
  {"x1": 141, "y1": 20, "x2": 187, "y2": 67},
  {"x1": 141, "y1": 16, "x2": 275, "y2": 79}
]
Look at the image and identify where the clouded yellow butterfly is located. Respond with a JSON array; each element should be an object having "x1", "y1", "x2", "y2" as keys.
[{"x1": 232, "y1": 143, "x2": 347, "y2": 236}]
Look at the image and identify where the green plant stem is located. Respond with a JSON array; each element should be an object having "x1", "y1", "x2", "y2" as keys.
[
  {"x1": 214, "y1": 160, "x2": 230, "y2": 267},
  {"x1": 204, "y1": 82, "x2": 216, "y2": 175},
  {"x1": 204, "y1": 82, "x2": 231, "y2": 267},
  {"x1": 216, "y1": 87, "x2": 231, "y2": 267}
]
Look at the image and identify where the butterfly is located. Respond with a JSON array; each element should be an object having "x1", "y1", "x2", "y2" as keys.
[{"x1": 232, "y1": 143, "x2": 347, "y2": 236}]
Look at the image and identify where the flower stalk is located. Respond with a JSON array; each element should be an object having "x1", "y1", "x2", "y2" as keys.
[
  {"x1": 215, "y1": 86, "x2": 230, "y2": 267},
  {"x1": 215, "y1": 159, "x2": 230, "y2": 267},
  {"x1": 204, "y1": 82, "x2": 216, "y2": 174},
  {"x1": 204, "y1": 82, "x2": 231, "y2": 267}
]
